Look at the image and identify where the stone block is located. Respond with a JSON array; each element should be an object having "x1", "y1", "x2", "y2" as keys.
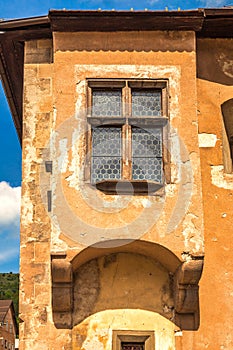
[{"x1": 52, "y1": 285, "x2": 72, "y2": 312}]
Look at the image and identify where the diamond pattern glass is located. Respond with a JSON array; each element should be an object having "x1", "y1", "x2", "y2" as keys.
[
  {"x1": 92, "y1": 127, "x2": 121, "y2": 156},
  {"x1": 132, "y1": 127, "x2": 162, "y2": 182},
  {"x1": 92, "y1": 89, "x2": 121, "y2": 116},
  {"x1": 132, "y1": 158, "x2": 162, "y2": 182},
  {"x1": 132, "y1": 127, "x2": 162, "y2": 157},
  {"x1": 91, "y1": 127, "x2": 121, "y2": 183},
  {"x1": 132, "y1": 89, "x2": 161, "y2": 117},
  {"x1": 90, "y1": 84, "x2": 165, "y2": 185}
]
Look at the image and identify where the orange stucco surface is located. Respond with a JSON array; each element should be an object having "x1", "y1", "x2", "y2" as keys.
[{"x1": 18, "y1": 31, "x2": 233, "y2": 349}]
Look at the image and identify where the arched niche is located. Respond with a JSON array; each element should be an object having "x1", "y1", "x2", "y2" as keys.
[
  {"x1": 73, "y1": 252, "x2": 174, "y2": 326},
  {"x1": 51, "y1": 240, "x2": 203, "y2": 331}
]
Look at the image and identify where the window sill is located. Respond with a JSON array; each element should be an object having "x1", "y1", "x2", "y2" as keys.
[{"x1": 94, "y1": 180, "x2": 163, "y2": 195}]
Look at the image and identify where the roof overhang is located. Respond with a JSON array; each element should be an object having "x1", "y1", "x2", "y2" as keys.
[
  {"x1": 0, "y1": 9, "x2": 232, "y2": 143},
  {"x1": 0, "y1": 16, "x2": 51, "y2": 142},
  {"x1": 49, "y1": 9, "x2": 205, "y2": 32}
]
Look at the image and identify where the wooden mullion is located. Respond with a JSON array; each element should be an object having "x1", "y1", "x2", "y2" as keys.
[
  {"x1": 161, "y1": 85, "x2": 168, "y2": 117},
  {"x1": 122, "y1": 84, "x2": 132, "y2": 180},
  {"x1": 128, "y1": 84, "x2": 132, "y2": 118},
  {"x1": 122, "y1": 85, "x2": 127, "y2": 119},
  {"x1": 85, "y1": 84, "x2": 93, "y2": 181},
  {"x1": 127, "y1": 84, "x2": 132, "y2": 180},
  {"x1": 122, "y1": 124, "x2": 132, "y2": 180},
  {"x1": 162, "y1": 123, "x2": 171, "y2": 183},
  {"x1": 161, "y1": 83, "x2": 170, "y2": 183},
  {"x1": 87, "y1": 86, "x2": 92, "y2": 116},
  {"x1": 121, "y1": 125, "x2": 127, "y2": 179},
  {"x1": 84, "y1": 123, "x2": 92, "y2": 181},
  {"x1": 122, "y1": 124, "x2": 127, "y2": 180},
  {"x1": 128, "y1": 125, "x2": 132, "y2": 180}
]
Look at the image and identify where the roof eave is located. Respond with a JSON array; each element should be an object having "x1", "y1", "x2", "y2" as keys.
[{"x1": 48, "y1": 9, "x2": 205, "y2": 32}]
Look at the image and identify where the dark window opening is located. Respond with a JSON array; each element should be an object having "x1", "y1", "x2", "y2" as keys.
[
  {"x1": 221, "y1": 98, "x2": 233, "y2": 173},
  {"x1": 121, "y1": 342, "x2": 145, "y2": 350}
]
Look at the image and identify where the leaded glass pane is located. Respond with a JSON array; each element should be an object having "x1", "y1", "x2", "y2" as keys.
[
  {"x1": 132, "y1": 89, "x2": 161, "y2": 117},
  {"x1": 132, "y1": 125, "x2": 163, "y2": 182},
  {"x1": 91, "y1": 127, "x2": 121, "y2": 183},
  {"x1": 132, "y1": 127, "x2": 162, "y2": 157},
  {"x1": 91, "y1": 157, "x2": 121, "y2": 183},
  {"x1": 92, "y1": 127, "x2": 121, "y2": 156},
  {"x1": 92, "y1": 89, "x2": 121, "y2": 116},
  {"x1": 132, "y1": 157, "x2": 162, "y2": 182}
]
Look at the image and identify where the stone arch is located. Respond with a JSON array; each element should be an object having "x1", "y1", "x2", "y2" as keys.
[{"x1": 71, "y1": 239, "x2": 181, "y2": 274}]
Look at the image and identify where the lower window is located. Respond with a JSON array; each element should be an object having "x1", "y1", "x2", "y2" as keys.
[
  {"x1": 112, "y1": 330, "x2": 155, "y2": 350},
  {"x1": 121, "y1": 342, "x2": 145, "y2": 350}
]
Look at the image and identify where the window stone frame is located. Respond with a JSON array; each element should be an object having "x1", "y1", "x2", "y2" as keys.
[
  {"x1": 112, "y1": 330, "x2": 155, "y2": 350},
  {"x1": 85, "y1": 78, "x2": 170, "y2": 194}
]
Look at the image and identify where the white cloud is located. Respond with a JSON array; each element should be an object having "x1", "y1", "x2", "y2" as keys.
[
  {"x1": 146, "y1": 0, "x2": 160, "y2": 5},
  {"x1": 0, "y1": 182, "x2": 21, "y2": 227}
]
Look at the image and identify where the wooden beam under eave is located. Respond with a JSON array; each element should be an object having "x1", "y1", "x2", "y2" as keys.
[{"x1": 0, "y1": 37, "x2": 24, "y2": 144}]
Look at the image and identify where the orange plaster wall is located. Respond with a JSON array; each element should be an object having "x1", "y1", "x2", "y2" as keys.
[
  {"x1": 51, "y1": 30, "x2": 204, "y2": 259},
  {"x1": 191, "y1": 38, "x2": 233, "y2": 349},
  {"x1": 20, "y1": 32, "x2": 232, "y2": 349}
]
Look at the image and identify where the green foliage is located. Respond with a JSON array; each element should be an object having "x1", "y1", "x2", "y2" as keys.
[{"x1": 0, "y1": 273, "x2": 19, "y2": 318}]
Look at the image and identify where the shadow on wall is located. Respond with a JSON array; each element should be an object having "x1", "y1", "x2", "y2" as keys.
[
  {"x1": 73, "y1": 252, "x2": 174, "y2": 325},
  {"x1": 54, "y1": 31, "x2": 195, "y2": 53},
  {"x1": 197, "y1": 38, "x2": 233, "y2": 86}
]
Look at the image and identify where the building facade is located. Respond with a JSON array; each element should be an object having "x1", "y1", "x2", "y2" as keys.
[
  {"x1": 0, "y1": 9, "x2": 233, "y2": 349},
  {"x1": 0, "y1": 300, "x2": 17, "y2": 350}
]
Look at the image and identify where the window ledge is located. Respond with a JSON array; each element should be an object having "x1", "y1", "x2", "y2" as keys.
[{"x1": 94, "y1": 180, "x2": 163, "y2": 195}]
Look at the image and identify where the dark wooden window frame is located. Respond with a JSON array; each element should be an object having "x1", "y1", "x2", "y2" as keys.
[
  {"x1": 112, "y1": 330, "x2": 155, "y2": 350},
  {"x1": 85, "y1": 79, "x2": 170, "y2": 194},
  {"x1": 221, "y1": 99, "x2": 233, "y2": 174}
]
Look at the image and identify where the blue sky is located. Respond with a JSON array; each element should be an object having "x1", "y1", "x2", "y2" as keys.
[{"x1": 0, "y1": 0, "x2": 230, "y2": 272}]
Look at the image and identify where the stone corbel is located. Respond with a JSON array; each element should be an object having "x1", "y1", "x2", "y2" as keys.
[
  {"x1": 51, "y1": 255, "x2": 73, "y2": 328},
  {"x1": 174, "y1": 256, "x2": 204, "y2": 330}
]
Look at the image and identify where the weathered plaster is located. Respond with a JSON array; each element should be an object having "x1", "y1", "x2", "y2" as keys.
[
  {"x1": 72, "y1": 309, "x2": 177, "y2": 350},
  {"x1": 211, "y1": 165, "x2": 233, "y2": 190},
  {"x1": 20, "y1": 31, "x2": 206, "y2": 350},
  {"x1": 198, "y1": 133, "x2": 218, "y2": 148},
  {"x1": 46, "y1": 62, "x2": 203, "y2": 255}
]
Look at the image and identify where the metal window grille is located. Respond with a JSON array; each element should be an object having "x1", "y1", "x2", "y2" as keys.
[{"x1": 121, "y1": 343, "x2": 145, "y2": 350}]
